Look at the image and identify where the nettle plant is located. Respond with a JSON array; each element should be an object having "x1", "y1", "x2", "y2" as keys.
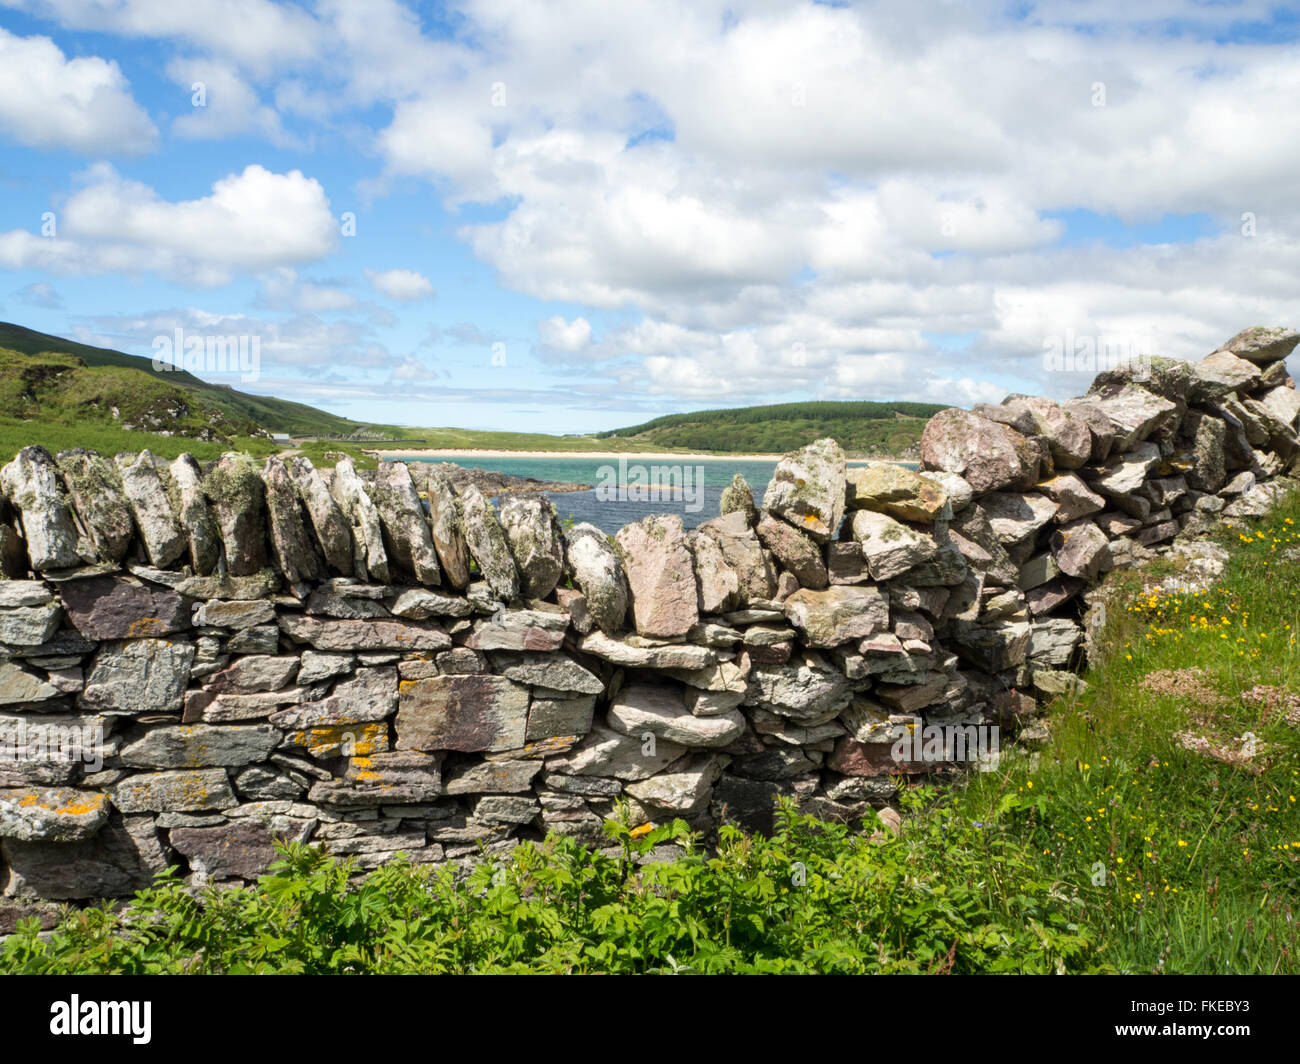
[{"x1": 2, "y1": 794, "x2": 1092, "y2": 975}]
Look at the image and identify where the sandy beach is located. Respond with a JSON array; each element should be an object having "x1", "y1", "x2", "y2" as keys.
[{"x1": 366, "y1": 447, "x2": 806, "y2": 463}]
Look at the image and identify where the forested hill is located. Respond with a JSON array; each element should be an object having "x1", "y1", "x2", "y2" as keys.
[{"x1": 596, "y1": 400, "x2": 948, "y2": 455}]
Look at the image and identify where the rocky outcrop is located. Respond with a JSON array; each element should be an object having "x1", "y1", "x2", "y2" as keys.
[{"x1": 0, "y1": 324, "x2": 1296, "y2": 903}]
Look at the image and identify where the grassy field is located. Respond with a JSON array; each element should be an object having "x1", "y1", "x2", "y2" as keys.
[
  {"x1": 941, "y1": 496, "x2": 1300, "y2": 973},
  {"x1": 4, "y1": 493, "x2": 1296, "y2": 974}
]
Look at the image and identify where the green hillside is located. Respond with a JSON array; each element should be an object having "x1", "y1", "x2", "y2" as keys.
[
  {"x1": 0, "y1": 323, "x2": 395, "y2": 440},
  {"x1": 597, "y1": 399, "x2": 946, "y2": 456}
]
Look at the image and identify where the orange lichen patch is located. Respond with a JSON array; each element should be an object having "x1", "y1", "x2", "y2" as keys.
[
  {"x1": 52, "y1": 794, "x2": 107, "y2": 816},
  {"x1": 127, "y1": 617, "x2": 168, "y2": 637},
  {"x1": 286, "y1": 722, "x2": 387, "y2": 757},
  {"x1": 11, "y1": 789, "x2": 107, "y2": 816},
  {"x1": 399, "y1": 679, "x2": 418, "y2": 693}
]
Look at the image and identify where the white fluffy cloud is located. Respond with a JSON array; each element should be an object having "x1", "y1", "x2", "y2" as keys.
[
  {"x1": 166, "y1": 58, "x2": 296, "y2": 145},
  {"x1": 0, "y1": 164, "x2": 337, "y2": 285},
  {"x1": 3, "y1": 0, "x2": 323, "y2": 73},
  {"x1": 9, "y1": 0, "x2": 1300, "y2": 410},
  {"x1": 0, "y1": 28, "x2": 157, "y2": 154},
  {"x1": 366, "y1": 268, "x2": 435, "y2": 302}
]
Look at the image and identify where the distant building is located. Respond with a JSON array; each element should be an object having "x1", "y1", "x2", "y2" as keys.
[{"x1": 269, "y1": 433, "x2": 291, "y2": 444}]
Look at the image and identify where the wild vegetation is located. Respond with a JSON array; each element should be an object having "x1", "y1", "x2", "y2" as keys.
[
  {"x1": 5, "y1": 493, "x2": 1296, "y2": 974},
  {"x1": 598, "y1": 400, "x2": 944, "y2": 456}
]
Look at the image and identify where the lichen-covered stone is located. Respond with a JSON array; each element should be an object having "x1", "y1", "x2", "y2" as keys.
[
  {"x1": 61, "y1": 574, "x2": 188, "y2": 640},
  {"x1": 461, "y1": 607, "x2": 568, "y2": 651},
  {"x1": 578, "y1": 630, "x2": 715, "y2": 670},
  {"x1": 112, "y1": 768, "x2": 237, "y2": 812},
  {"x1": 763, "y1": 438, "x2": 846, "y2": 543},
  {"x1": 488, "y1": 651, "x2": 603, "y2": 694},
  {"x1": 689, "y1": 528, "x2": 741, "y2": 613},
  {"x1": 719, "y1": 473, "x2": 757, "y2": 524},
  {"x1": 920, "y1": 409, "x2": 1038, "y2": 493},
  {"x1": 423, "y1": 465, "x2": 472, "y2": 590},
  {"x1": 782, "y1": 585, "x2": 889, "y2": 647},
  {"x1": 0, "y1": 786, "x2": 110, "y2": 841},
  {"x1": 56, "y1": 449, "x2": 134, "y2": 562},
  {"x1": 563, "y1": 522, "x2": 628, "y2": 634},
  {"x1": 615, "y1": 514, "x2": 699, "y2": 638},
  {"x1": 0, "y1": 601, "x2": 61, "y2": 646},
  {"x1": 845, "y1": 463, "x2": 948, "y2": 521},
  {"x1": 113, "y1": 450, "x2": 187, "y2": 568},
  {"x1": 371, "y1": 461, "x2": 441, "y2": 585},
  {"x1": 744, "y1": 652, "x2": 853, "y2": 726},
  {"x1": 279, "y1": 613, "x2": 451, "y2": 651},
  {"x1": 1051, "y1": 519, "x2": 1112, "y2": 581},
  {"x1": 118, "y1": 724, "x2": 281, "y2": 769},
  {"x1": 698, "y1": 510, "x2": 777, "y2": 604},
  {"x1": 80, "y1": 638, "x2": 195, "y2": 715},
  {"x1": 458, "y1": 484, "x2": 519, "y2": 601},
  {"x1": 850, "y1": 510, "x2": 938, "y2": 580},
  {"x1": 169, "y1": 454, "x2": 221, "y2": 575},
  {"x1": 288, "y1": 457, "x2": 353, "y2": 574},
  {"x1": 499, "y1": 496, "x2": 564, "y2": 599},
  {"x1": 395, "y1": 674, "x2": 529, "y2": 753},
  {"x1": 978, "y1": 492, "x2": 1059, "y2": 546},
  {"x1": 755, "y1": 512, "x2": 828, "y2": 589},
  {"x1": 1091, "y1": 384, "x2": 1179, "y2": 451},
  {"x1": 203, "y1": 452, "x2": 269, "y2": 577},
  {"x1": 1, "y1": 446, "x2": 83, "y2": 571},
  {"x1": 1183, "y1": 411, "x2": 1228, "y2": 493},
  {"x1": 544, "y1": 721, "x2": 686, "y2": 781},
  {"x1": 1036, "y1": 473, "x2": 1105, "y2": 523},
  {"x1": 262, "y1": 456, "x2": 325, "y2": 587},
  {"x1": 1221, "y1": 325, "x2": 1300, "y2": 365},
  {"x1": 608, "y1": 683, "x2": 744, "y2": 748},
  {"x1": 328, "y1": 458, "x2": 389, "y2": 583},
  {"x1": 0, "y1": 663, "x2": 63, "y2": 707}
]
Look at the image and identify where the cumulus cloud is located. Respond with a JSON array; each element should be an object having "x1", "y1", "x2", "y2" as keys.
[
  {"x1": 0, "y1": 164, "x2": 337, "y2": 285},
  {"x1": 10, "y1": 0, "x2": 1300, "y2": 412},
  {"x1": 361, "y1": 0, "x2": 1300, "y2": 403},
  {"x1": 0, "y1": 29, "x2": 157, "y2": 154},
  {"x1": 4, "y1": 0, "x2": 323, "y2": 74},
  {"x1": 166, "y1": 58, "x2": 298, "y2": 146},
  {"x1": 366, "y1": 268, "x2": 435, "y2": 302}
]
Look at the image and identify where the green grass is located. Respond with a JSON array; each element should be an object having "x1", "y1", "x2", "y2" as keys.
[
  {"x1": 0, "y1": 416, "x2": 279, "y2": 464},
  {"x1": 5, "y1": 493, "x2": 1297, "y2": 974},
  {"x1": 944, "y1": 495, "x2": 1300, "y2": 973}
]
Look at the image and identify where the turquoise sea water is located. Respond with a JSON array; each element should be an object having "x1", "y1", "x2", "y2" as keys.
[{"x1": 393, "y1": 453, "x2": 918, "y2": 534}]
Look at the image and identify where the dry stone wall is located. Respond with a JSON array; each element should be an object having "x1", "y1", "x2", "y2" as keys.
[{"x1": 1, "y1": 325, "x2": 1299, "y2": 908}]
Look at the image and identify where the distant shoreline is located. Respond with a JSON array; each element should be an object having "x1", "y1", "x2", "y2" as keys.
[{"x1": 368, "y1": 447, "x2": 894, "y2": 463}]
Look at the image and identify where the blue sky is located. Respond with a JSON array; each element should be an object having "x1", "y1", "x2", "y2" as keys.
[{"x1": 1, "y1": 0, "x2": 1298, "y2": 432}]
